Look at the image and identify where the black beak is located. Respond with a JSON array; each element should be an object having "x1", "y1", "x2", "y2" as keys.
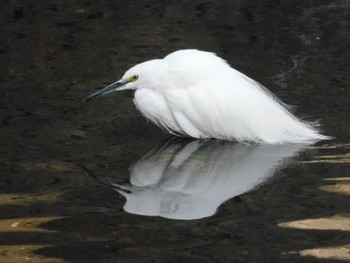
[{"x1": 83, "y1": 79, "x2": 128, "y2": 102}]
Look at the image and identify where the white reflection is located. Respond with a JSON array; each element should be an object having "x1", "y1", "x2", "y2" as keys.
[{"x1": 113, "y1": 139, "x2": 308, "y2": 220}]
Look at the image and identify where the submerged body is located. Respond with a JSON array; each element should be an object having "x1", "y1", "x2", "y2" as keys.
[{"x1": 85, "y1": 49, "x2": 330, "y2": 144}]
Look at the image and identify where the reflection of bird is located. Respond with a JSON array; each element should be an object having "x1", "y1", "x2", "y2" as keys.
[
  {"x1": 83, "y1": 139, "x2": 309, "y2": 220},
  {"x1": 84, "y1": 49, "x2": 330, "y2": 143}
]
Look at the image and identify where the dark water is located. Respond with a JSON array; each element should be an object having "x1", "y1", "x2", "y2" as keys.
[{"x1": 1, "y1": 0, "x2": 350, "y2": 262}]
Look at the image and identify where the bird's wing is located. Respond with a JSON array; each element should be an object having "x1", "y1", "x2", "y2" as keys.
[
  {"x1": 165, "y1": 69, "x2": 322, "y2": 142},
  {"x1": 164, "y1": 77, "x2": 260, "y2": 141}
]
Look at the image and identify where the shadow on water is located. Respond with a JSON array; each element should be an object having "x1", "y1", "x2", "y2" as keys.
[
  {"x1": 83, "y1": 139, "x2": 309, "y2": 220},
  {"x1": 0, "y1": 141, "x2": 349, "y2": 262}
]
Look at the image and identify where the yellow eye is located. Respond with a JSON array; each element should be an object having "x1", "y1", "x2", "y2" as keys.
[{"x1": 129, "y1": 75, "x2": 139, "y2": 82}]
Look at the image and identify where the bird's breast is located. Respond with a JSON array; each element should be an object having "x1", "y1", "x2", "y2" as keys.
[{"x1": 134, "y1": 89, "x2": 180, "y2": 132}]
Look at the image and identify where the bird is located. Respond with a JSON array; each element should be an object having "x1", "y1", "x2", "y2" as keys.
[{"x1": 84, "y1": 49, "x2": 330, "y2": 144}]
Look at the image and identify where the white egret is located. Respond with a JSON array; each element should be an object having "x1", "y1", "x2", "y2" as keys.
[{"x1": 84, "y1": 49, "x2": 330, "y2": 143}]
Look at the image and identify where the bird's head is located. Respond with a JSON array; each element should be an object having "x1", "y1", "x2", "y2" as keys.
[{"x1": 83, "y1": 59, "x2": 164, "y2": 102}]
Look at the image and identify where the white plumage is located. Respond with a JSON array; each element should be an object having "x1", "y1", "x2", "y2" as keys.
[{"x1": 85, "y1": 49, "x2": 330, "y2": 144}]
